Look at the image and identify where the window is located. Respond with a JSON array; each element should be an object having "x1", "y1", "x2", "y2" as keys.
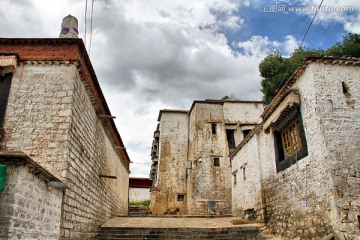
[
  {"x1": 274, "y1": 108, "x2": 308, "y2": 172},
  {"x1": 242, "y1": 167, "x2": 246, "y2": 180},
  {"x1": 243, "y1": 129, "x2": 251, "y2": 138},
  {"x1": 281, "y1": 120, "x2": 302, "y2": 158},
  {"x1": 226, "y1": 129, "x2": 235, "y2": 149},
  {"x1": 0, "y1": 73, "x2": 13, "y2": 127},
  {"x1": 177, "y1": 194, "x2": 184, "y2": 201},
  {"x1": 213, "y1": 157, "x2": 220, "y2": 167},
  {"x1": 233, "y1": 172, "x2": 237, "y2": 185},
  {"x1": 211, "y1": 123, "x2": 217, "y2": 134}
]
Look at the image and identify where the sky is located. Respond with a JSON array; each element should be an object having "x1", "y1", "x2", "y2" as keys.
[{"x1": 1, "y1": 0, "x2": 359, "y2": 177}]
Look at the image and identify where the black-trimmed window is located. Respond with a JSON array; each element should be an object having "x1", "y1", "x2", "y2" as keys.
[
  {"x1": 0, "y1": 73, "x2": 13, "y2": 126},
  {"x1": 274, "y1": 107, "x2": 308, "y2": 172},
  {"x1": 226, "y1": 129, "x2": 235, "y2": 149},
  {"x1": 177, "y1": 194, "x2": 184, "y2": 201},
  {"x1": 211, "y1": 123, "x2": 217, "y2": 134},
  {"x1": 243, "y1": 129, "x2": 251, "y2": 138},
  {"x1": 233, "y1": 171, "x2": 237, "y2": 185},
  {"x1": 213, "y1": 157, "x2": 220, "y2": 167}
]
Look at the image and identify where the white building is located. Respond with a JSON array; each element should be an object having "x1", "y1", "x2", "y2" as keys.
[
  {"x1": 231, "y1": 56, "x2": 360, "y2": 239},
  {"x1": 150, "y1": 100, "x2": 263, "y2": 215}
]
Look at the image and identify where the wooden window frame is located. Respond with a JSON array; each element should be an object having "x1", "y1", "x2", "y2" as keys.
[{"x1": 274, "y1": 108, "x2": 308, "y2": 172}]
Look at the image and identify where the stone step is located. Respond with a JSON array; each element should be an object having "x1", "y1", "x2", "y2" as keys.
[{"x1": 96, "y1": 227, "x2": 265, "y2": 240}]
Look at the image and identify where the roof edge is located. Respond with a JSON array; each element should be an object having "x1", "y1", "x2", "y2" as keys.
[
  {"x1": 157, "y1": 109, "x2": 189, "y2": 121},
  {"x1": 0, "y1": 38, "x2": 131, "y2": 170},
  {"x1": 261, "y1": 55, "x2": 360, "y2": 121}
]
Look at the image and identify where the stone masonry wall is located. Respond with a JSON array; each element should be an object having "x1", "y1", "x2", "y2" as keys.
[
  {"x1": 187, "y1": 103, "x2": 232, "y2": 215},
  {"x1": 61, "y1": 72, "x2": 129, "y2": 239},
  {"x1": 0, "y1": 165, "x2": 63, "y2": 240},
  {"x1": 309, "y1": 63, "x2": 360, "y2": 239},
  {"x1": 223, "y1": 102, "x2": 263, "y2": 145},
  {"x1": 2, "y1": 63, "x2": 129, "y2": 239},
  {"x1": 258, "y1": 63, "x2": 335, "y2": 239},
  {"x1": 232, "y1": 61, "x2": 360, "y2": 239},
  {"x1": 222, "y1": 102, "x2": 263, "y2": 124},
  {"x1": 231, "y1": 133, "x2": 264, "y2": 221},
  {"x1": 129, "y1": 187, "x2": 150, "y2": 202},
  {"x1": 3, "y1": 64, "x2": 74, "y2": 178},
  {"x1": 150, "y1": 111, "x2": 188, "y2": 215}
]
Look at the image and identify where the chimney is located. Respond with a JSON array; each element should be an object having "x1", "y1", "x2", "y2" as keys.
[{"x1": 59, "y1": 15, "x2": 79, "y2": 38}]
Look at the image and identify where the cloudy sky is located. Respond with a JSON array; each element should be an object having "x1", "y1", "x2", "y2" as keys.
[{"x1": 1, "y1": 0, "x2": 359, "y2": 177}]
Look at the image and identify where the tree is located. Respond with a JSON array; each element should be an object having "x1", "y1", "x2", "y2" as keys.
[
  {"x1": 259, "y1": 48, "x2": 323, "y2": 104},
  {"x1": 221, "y1": 94, "x2": 239, "y2": 100},
  {"x1": 325, "y1": 33, "x2": 360, "y2": 57},
  {"x1": 259, "y1": 33, "x2": 360, "y2": 105}
]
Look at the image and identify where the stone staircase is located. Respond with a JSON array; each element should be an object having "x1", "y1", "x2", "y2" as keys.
[
  {"x1": 96, "y1": 226, "x2": 266, "y2": 240},
  {"x1": 128, "y1": 206, "x2": 150, "y2": 216}
]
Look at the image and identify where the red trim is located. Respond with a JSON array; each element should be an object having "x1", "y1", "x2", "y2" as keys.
[{"x1": 129, "y1": 177, "x2": 152, "y2": 187}]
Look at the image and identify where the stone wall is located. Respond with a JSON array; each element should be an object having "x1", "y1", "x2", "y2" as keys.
[
  {"x1": 151, "y1": 101, "x2": 263, "y2": 216},
  {"x1": 231, "y1": 132, "x2": 264, "y2": 221},
  {"x1": 61, "y1": 71, "x2": 129, "y2": 239},
  {"x1": 308, "y1": 63, "x2": 360, "y2": 239},
  {"x1": 186, "y1": 102, "x2": 262, "y2": 215},
  {"x1": 2, "y1": 63, "x2": 129, "y2": 239},
  {"x1": 150, "y1": 111, "x2": 189, "y2": 215},
  {"x1": 0, "y1": 164, "x2": 63, "y2": 240},
  {"x1": 3, "y1": 64, "x2": 74, "y2": 178},
  {"x1": 187, "y1": 103, "x2": 232, "y2": 215},
  {"x1": 129, "y1": 187, "x2": 150, "y2": 202},
  {"x1": 231, "y1": 61, "x2": 360, "y2": 239}
]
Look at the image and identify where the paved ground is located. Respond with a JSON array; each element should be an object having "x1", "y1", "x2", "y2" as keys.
[{"x1": 102, "y1": 216, "x2": 263, "y2": 229}]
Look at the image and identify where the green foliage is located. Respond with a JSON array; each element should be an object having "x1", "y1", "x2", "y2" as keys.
[
  {"x1": 260, "y1": 48, "x2": 323, "y2": 104},
  {"x1": 221, "y1": 96, "x2": 230, "y2": 100},
  {"x1": 325, "y1": 33, "x2": 360, "y2": 57},
  {"x1": 129, "y1": 199, "x2": 150, "y2": 206},
  {"x1": 259, "y1": 33, "x2": 360, "y2": 105}
]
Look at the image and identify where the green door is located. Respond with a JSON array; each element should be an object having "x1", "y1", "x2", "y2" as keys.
[{"x1": 0, "y1": 164, "x2": 6, "y2": 191}]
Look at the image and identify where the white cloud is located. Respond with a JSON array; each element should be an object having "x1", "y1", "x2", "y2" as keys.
[
  {"x1": 86, "y1": 0, "x2": 265, "y2": 176},
  {"x1": 283, "y1": 35, "x2": 300, "y2": 56},
  {"x1": 290, "y1": 0, "x2": 360, "y2": 33},
  {"x1": 234, "y1": 35, "x2": 280, "y2": 57}
]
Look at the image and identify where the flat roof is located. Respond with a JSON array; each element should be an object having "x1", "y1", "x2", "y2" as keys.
[{"x1": 157, "y1": 109, "x2": 189, "y2": 121}]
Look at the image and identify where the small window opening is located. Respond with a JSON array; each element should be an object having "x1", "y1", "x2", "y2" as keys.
[
  {"x1": 242, "y1": 167, "x2": 246, "y2": 180},
  {"x1": 226, "y1": 129, "x2": 235, "y2": 149},
  {"x1": 177, "y1": 194, "x2": 184, "y2": 201},
  {"x1": 342, "y1": 81, "x2": 349, "y2": 94},
  {"x1": 243, "y1": 129, "x2": 251, "y2": 138},
  {"x1": 213, "y1": 157, "x2": 220, "y2": 166},
  {"x1": 211, "y1": 123, "x2": 217, "y2": 134},
  {"x1": 357, "y1": 215, "x2": 360, "y2": 227},
  {"x1": 244, "y1": 209, "x2": 254, "y2": 220},
  {"x1": 233, "y1": 172, "x2": 237, "y2": 185}
]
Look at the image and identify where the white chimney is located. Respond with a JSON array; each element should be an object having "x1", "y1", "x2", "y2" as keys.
[{"x1": 59, "y1": 15, "x2": 79, "y2": 38}]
